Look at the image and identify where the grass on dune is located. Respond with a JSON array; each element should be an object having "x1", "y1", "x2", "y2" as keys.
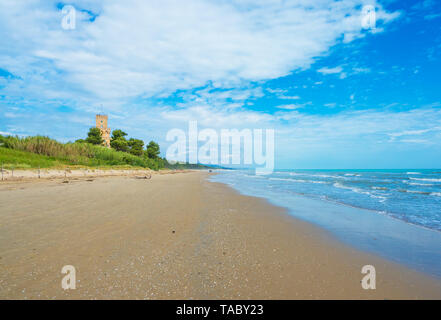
[
  {"x1": 0, "y1": 135, "x2": 164, "y2": 170},
  {"x1": 0, "y1": 147, "x2": 152, "y2": 170},
  {"x1": 0, "y1": 147, "x2": 66, "y2": 169}
]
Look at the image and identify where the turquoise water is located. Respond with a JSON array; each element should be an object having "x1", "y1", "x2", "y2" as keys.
[{"x1": 210, "y1": 169, "x2": 441, "y2": 278}]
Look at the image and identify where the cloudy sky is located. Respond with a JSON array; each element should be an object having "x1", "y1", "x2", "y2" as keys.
[{"x1": 1, "y1": 0, "x2": 441, "y2": 168}]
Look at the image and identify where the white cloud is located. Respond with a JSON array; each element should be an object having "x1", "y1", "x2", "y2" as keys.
[
  {"x1": 3, "y1": 112, "x2": 19, "y2": 118},
  {"x1": 275, "y1": 104, "x2": 302, "y2": 110},
  {"x1": 278, "y1": 95, "x2": 301, "y2": 100},
  {"x1": 387, "y1": 127, "x2": 441, "y2": 143},
  {"x1": 318, "y1": 65, "x2": 371, "y2": 79},
  {"x1": 151, "y1": 101, "x2": 441, "y2": 148},
  {"x1": 3, "y1": 0, "x2": 425, "y2": 168},
  {"x1": 0, "y1": 0, "x2": 399, "y2": 108},
  {"x1": 400, "y1": 139, "x2": 430, "y2": 144},
  {"x1": 317, "y1": 66, "x2": 344, "y2": 75},
  {"x1": 142, "y1": 105, "x2": 441, "y2": 167},
  {"x1": 389, "y1": 129, "x2": 433, "y2": 138},
  {"x1": 160, "y1": 104, "x2": 273, "y2": 128},
  {"x1": 352, "y1": 67, "x2": 371, "y2": 74}
]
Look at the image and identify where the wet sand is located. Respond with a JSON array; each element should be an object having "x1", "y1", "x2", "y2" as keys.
[{"x1": 0, "y1": 171, "x2": 440, "y2": 299}]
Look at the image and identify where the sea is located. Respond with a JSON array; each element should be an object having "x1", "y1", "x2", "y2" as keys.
[{"x1": 210, "y1": 169, "x2": 441, "y2": 278}]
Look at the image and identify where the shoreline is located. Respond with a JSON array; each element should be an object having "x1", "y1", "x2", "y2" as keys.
[
  {"x1": 0, "y1": 171, "x2": 440, "y2": 299},
  {"x1": 207, "y1": 175, "x2": 441, "y2": 295},
  {"x1": 211, "y1": 171, "x2": 441, "y2": 279}
]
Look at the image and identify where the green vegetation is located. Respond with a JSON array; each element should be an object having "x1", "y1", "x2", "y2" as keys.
[
  {"x1": 0, "y1": 131, "x2": 208, "y2": 171},
  {"x1": 0, "y1": 147, "x2": 67, "y2": 169},
  {"x1": 86, "y1": 127, "x2": 103, "y2": 145},
  {"x1": 128, "y1": 138, "x2": 144, "y2": 156},
  {"x1": 0, "y1": 134, "x2": 166, "y2": 170},
  {"x1": 110, "y1": 129, "x2": 129, "y2": 152},
  {"x1": 146, "y1": 141, "x2": 160, "y2": 159}
]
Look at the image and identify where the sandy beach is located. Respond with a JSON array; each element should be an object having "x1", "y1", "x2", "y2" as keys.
[
  {"x1": 0, "y1": 168, "x2": 158, "y2": 181},
  {"x1": 0, "y1": 171, "x2": 440, "y2": 299}
]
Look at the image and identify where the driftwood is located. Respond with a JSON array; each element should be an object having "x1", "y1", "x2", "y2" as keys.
[{"x1": 134, "y1": 174, "x2": 152, "y2": 180}]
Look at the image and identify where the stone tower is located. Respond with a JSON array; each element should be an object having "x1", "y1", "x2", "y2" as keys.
[{"x1": 96, "y1": 114, "x2": 111, "y2": 148}]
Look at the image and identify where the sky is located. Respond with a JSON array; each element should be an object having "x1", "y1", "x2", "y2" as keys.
[{"x1": 0, "y1": 0, "x2": 440, "y2": 169}]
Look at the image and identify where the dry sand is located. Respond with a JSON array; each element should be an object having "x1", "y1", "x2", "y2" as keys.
[
  {"x1": 0, "y1": 168, "x2": 159, "y2": 181},
  {"x1": 0, "y1": 171, "x2": 440, "y2": 299}
]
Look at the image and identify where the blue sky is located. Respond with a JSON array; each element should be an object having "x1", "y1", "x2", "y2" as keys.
[{"x1": 0, "y1": 0, "x2": 440, "y2": 169}]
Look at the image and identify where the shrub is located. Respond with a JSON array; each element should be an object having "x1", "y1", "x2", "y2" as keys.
[
  {"x1": 86, "y1": 128, "x2": 103, "y2": 145},
  {"x1": 0, "y1": 135, "x2": 169, "y2": 170}
]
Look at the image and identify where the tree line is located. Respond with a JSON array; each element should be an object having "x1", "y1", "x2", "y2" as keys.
[{"x1": 76, "y1": 127, "x2": 161, "y2": 160}]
